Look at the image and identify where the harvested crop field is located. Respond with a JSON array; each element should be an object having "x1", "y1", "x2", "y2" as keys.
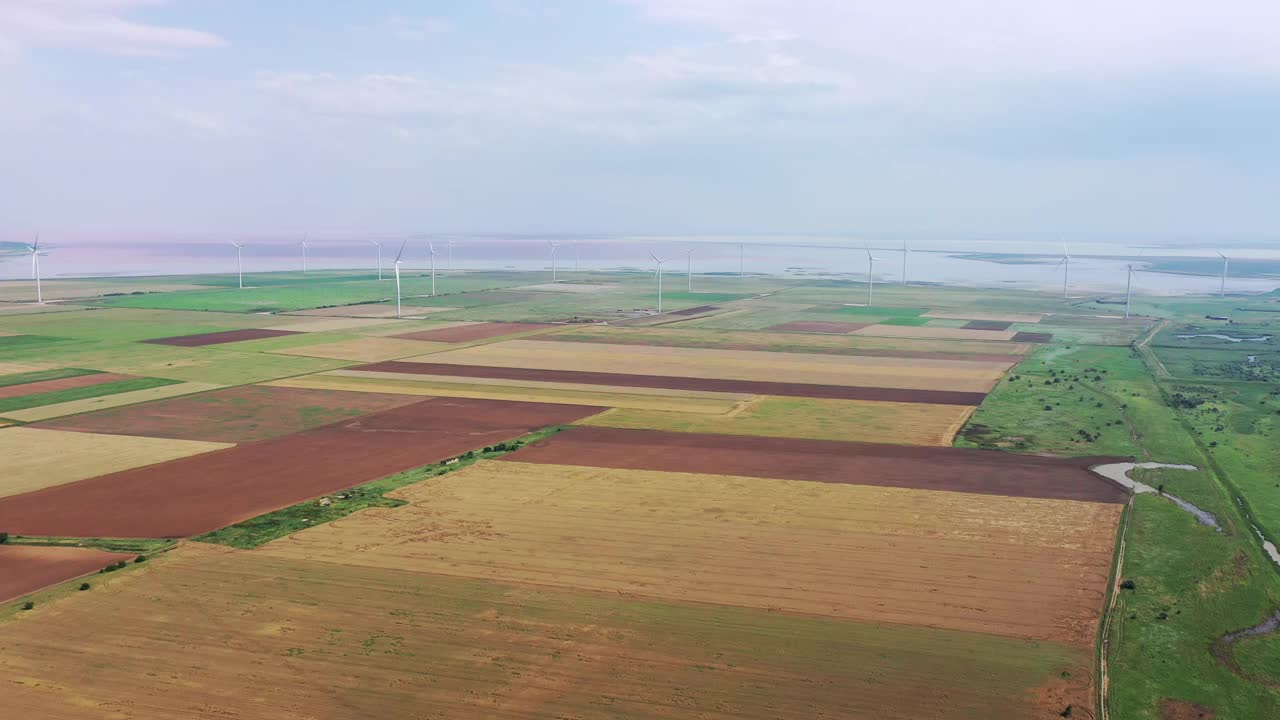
[
  {"x1": 964, "y1": 320, "x2": 1014, "y2": 331},
  {"x1": 766, "y1": 320, "x2": 868, "y2": 333},
  {"x1": 0, "y1": 427, "x2": 231, "y2": 499},
  {"x1": 667, "y1": 304, "x2": 720, "y2": 316},
  {"x1": 0, "y1": 543, "x2": 1087, "y2": 719},
  {"x1": 0, "y1": 381, "x2": 223, "y2": 422},
  {"x1": 0, "y1": 371, "x2": 133, "y2": 400},
  {"x1": 264, "y1": 461, "x2": 1121, "y2": 643},
  {"x1": 0, "y1": 545, "x2": 131, "y2": 602},
  {"x1": 585, "y1": 396, "x2": 975, "y2": 445},
  {"x1": 265, "y1": 317, "x2": 410, "y2": 333},
  {"x1": 269, "y1": 336, "x2": 444, "y2": 362},
  {"x1": 268, "y1": 371, "x2": 746, "y2": 414},
  {"x1": 1013, "y1": 331, "x2": 1056, "y2": 343},
  {"x1": 143, "y1": 328, "x2": 303, "y2": 347},
  {"x1": 357, "y1": 360, "x2": 988, "y2": 405},
  {"x1": 0, "y1": 398, "x2": 598, "y2": 538},
  {"x1": 416, "y1": 339, "x2": 1007, "y2": 391},
  {"x1": 923, "y1": 311, "x2": 1045, "y2": 323},
  {"x1": 36, "y1": 384, "x2": 424, "y2": 443},
  {"x1": 503, "y1": 426, "x2": 1129, "y2": 503},
  {"x1": 534, "y1": 328, "x2": 1028, "y2": 364},
  {"x1": 852, "y1": 324, "x2": 1017, "y2": 341},
  {"x1": 392, "y1": 322, "x2": 559, "y2": 343},
  {"x1": 283, "y1": 303, "x2": 413, "y2": 318}
]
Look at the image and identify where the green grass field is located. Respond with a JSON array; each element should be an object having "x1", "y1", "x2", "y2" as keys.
[{"x1": 0, "y1": 376, "x2": 180, "y2": 414}]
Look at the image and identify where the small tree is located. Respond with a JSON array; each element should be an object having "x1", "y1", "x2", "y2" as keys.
[
  {"x1": 21, "y1": 601, "x2": 34, "y2": 611},
  {"x1": 0, "y1": 531, "x2": 7, "y2": 544},
  {"x1": 79, "y1": 583, "x2": 91, "y2": 591},
  {"x1": 134, "y1": 555, "x2": 147, "y2": 564}
]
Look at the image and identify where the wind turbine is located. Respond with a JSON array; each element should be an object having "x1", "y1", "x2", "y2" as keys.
[
  {"x1": 1217, "y1": 251, "x2": 1229, "y2": 298},
  {"x1": 231, "y1": 241, "x2": 245, "y2": 289},
  {"x1": 573, "y1": 242, "x2": 579, "y2": 272},
  {"x1": 649, "y1": 251, "x2": 666, "y2": 313},
  {"x1": 447, "y1": 239, "x2": 454, "y2": 271},
  {"x1": 369, "y1": 240, "x2": 384, "y2": 280},
  {"x1": 427, "y1": 241, "x2": 439, "y2": 296},
  {"x1": 1054, "y1": 242, "x2": 1071, "y2": 298},
  {"x1": 393, "y1": 239, "x2": 408, "y2": 318},
  {"x1": 299, "y1": 236, "x2": 309, "y2": 273},
  {"x1": 1124, "y1": 263, "x2": 1135, "y2": 319},
  {"x1": 547, "y1": 240, "x2": 560, "y2": 282},
  {"x1": 686, "y1": 248, "x2": 695, "y2": 293},
  {"x1": 738, "y1": 243, "x2": 745, "y2": 279},
  {"x1": 901, "y1": 241, "x2": 911, "y2": 285},
  {"x1": 865, "y1": 248, "x2": 885, "y2": 306},
  {"x1": 25, "y1": 234, "x2": 44, "y2": 304}
]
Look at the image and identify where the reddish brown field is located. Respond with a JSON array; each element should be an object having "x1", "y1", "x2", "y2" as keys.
[
  {"x1": 963, "y1": 320, "x2": 1014, "y2": 331},
  {"x1": 36, "y1": 385, "x2": 424, "y2": 443},
  {"x1": 766, "y1": 320, "x2": 868, "y2": 333},
  {"x1": 0, "y1": 545, "x2": 130, "y2": 602},
  {"x1": 502, "y1": 426, "x2": 1128, "y2": 503},
  {"x1": 143, "y1": 328, "x2": 302, "y2": 347},
  {"x1": 0, "y1": 372, "x2": 134, "y2": 399},
  {"x1": 1012, "y1": 331, "x2": 1055, "y2": 343},
  {"x1": 392, "y1": 322, "x2": 557, "y2": 343},
  {"x1": 667, "y1": 304, "x2": 720, "y2": 316},
  {"x1": 356, "y1": 360, "x2": 989, "y2": 406},
  {"x1": 0, "y1": 398, "x2": 598, "y2": 538}
]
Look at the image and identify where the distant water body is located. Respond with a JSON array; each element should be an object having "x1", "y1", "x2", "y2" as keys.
[{"x1": 3, "y1": 235, "x2": 1278, "y2": 295}]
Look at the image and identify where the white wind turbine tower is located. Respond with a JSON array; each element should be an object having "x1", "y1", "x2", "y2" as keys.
[
  {"x1": 1124, "y1": 263, "x2": 1135, "y2": 319},
  {"x1": 393, "y1": 239, "x2": 408, "y2": 318},
  {"x1": 573, "y1": 242, "x2": 579, "y2": 272},
  {"x1": 369, "y1": 240, "x2": 384, "y2": 280},
  {"x1": 649, "y1": 251, "x2": 667, "y2": 313},
  {"x1": 427, "y1": 241, "x2": 440, "y2": 296},
  {"x1": 738, "y1": 243, "x2": 744, "y2": 279},
  {"x1": 447, "y1": 239, "x2": 454, "y2": 271},
  {"x1": 900, "y1": 241, "x2": 911, "y2": 285},
  {"x1": 865, "y1": 248, "x2": 884, "y2": 306},
  {"x1": 547, "y1": 240, "x2": 560, "y2": 282},
  {"x1": 299, "y1": 236, "x2": 310, "y2": 273},
  {"x1": 1217, "y1": 251, "x2": 1229, "y2": 298},
  {"x1": 686, "y1": 248, "x2": 695, "y2": 293},
  {"x1": 25, "y1": 233, "x2": 45, "y2": 304},
  {"x1": 231, "y1": 241, "x2": 245, "y2": 289},
  {"x1": 1054, "y1": 242, "x2": 1071, "y2": 298}
]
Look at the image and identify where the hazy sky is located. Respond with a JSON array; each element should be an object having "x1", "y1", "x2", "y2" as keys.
[{"x1": 1, "y1": 1, "x2": 1278, "y2": 238}]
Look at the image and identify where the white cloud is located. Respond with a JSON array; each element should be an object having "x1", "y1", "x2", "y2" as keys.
[{"x1": 0, "y1": 0, "x2": 225, "y2": 56}]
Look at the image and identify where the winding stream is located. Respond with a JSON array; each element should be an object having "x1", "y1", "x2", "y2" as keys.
[
  {"x1": 1090, "y1": 462, "x2": 1222, "y2": 531},
  {"x1": 1176, "y1": 334, "x2": 1272, "y2": 343}
]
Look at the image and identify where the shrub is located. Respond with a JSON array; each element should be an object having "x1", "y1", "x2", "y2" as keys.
[
  {"x1": 79, "y1": 583, "x2": 91, "y2": 591},
  {"x1": 134, "y1": 555, "x2": 147, "y2": 564},
  {"x1": 1120, "y1": 579, "x2": 1136, "y2": 590},
  {"x1": 115, "y1": 560, "x2": 127, "y2": 569},
  {"x1": 0, "y1": 531, "x2": 7, "y2": 544},
  {"x1": 21, "y1": 601, "x2": 34, "y2": 611}
]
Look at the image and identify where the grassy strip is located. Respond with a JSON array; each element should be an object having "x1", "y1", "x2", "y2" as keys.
[
  {"x1": 0, "y1": 367, "x2": 100, "y2": 388},
  {"x1": 3, "y1": 535, "x2": 176, "y2": 555},
  {"x1": 0, "y1": 376, "x2": 180, "y2": 413},
  {"x1": 195, "y1": 425, "x2": 570, "y2": 549}
]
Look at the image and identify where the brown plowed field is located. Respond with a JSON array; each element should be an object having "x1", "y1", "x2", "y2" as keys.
[
  {"x1": 0, "y1": 372, "x2": 134, "y2": 399},
  {"x1": 0, "y1": 545, "x2": 131, "y2": 602},
  {"x1": 963, "y1": 320, "x2": 1014, "y2": 331},
  {"x1": 36, "y1": 384, "x2": 424, "y2": 443},
  {"x1": 667, "y1": 304, "x2": 720, "y2": 316},
  {"x1": 262, "y1": 462, "x2": 1121, "y2": 644},
  {"x1": 393, "y1": 322, "x2": 558, "y2": 343},
  {"x1": 143, "y1": 328, "x2": 303, "y2": 347},
  {"x1": 0, "y1": 544, "x2": 1087, "y2": 719},
  {"x1": 502, "y1": 427, "x2": 1128, "y2": 503},
  {"x1": 766, "y1": 320, "x2": 868, "y2": 333},
  {"x1": 358, "y1": 361, "x2": 989, "y2": 406},
  {"x1": 0, "y1": 398, "x2": 598, "y2": 538},
  {"x1": 1013, "y1": 332, "x2": 1056, "y2": 343}
]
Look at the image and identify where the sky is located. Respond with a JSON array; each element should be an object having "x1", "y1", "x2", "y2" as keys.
[{"x1": 1, "y1": 0, "x2": 1278, "y2": 240}]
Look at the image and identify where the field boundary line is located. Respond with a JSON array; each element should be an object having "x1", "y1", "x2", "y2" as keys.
[{"x1": 1097, "y1": 496, "x2": 1134, "y2": 720}]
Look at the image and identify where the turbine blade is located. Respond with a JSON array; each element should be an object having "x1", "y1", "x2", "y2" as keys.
[
  {"x1": 648, "y1": 251, "x2": 660, "y2": 263},
  {"x1": 394, "y1": 239, "x2": 409, "y2": 263}
]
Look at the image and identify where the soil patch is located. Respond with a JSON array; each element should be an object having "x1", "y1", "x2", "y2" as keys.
[
  {"x1": 0, "y1": 372, "x2": 134, "y2": 400},
  {"x1": 667, "y1": 304, "x2": 721, "y2": 316},
  {"x1": 766, "y1": 321, "x2": 868, "y2": 333},
  {"x1": 143, "y1": 329, "x2": 303, "y2": 347},
  {"x1": 1012, "y1": 332, "x2": 1056, "y2": 343},
  {"x1": 37, "y1": 384, "x2": 424, "y2": 443},
  {"x1": 392, "y1": 322, "x2": 558, "y2": 343},
  {"x1": 357, "y1": 360, "x2": 988, "y2": 406},
  {"x1": 0, "y1": 398, "x2": 598, "y2": 538},
  {"x1": 0, "y1": 545, "x2": 131, "y2": 602},
  {"x1": 963, "y1": 320, "x2": 1014, "y2": 331},
  {"x1": 1160, "y1": 699, "x2": 1216, "y2": 720},
  {"x1": 502, "y1": 426, "x2": 1129, "y2": 503}
]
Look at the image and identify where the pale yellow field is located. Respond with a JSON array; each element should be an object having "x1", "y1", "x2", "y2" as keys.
[
  {"x1": 0, "y1": 381, "x2": 223, "y2": 422},
  {"x1": 923, "y1": 311, "x2": 1045, "y2": 323},
  {"x1": 0, "y1": 361, "x2": 49, "y2": 375},
  {"x1": 268, "y1": 371, "x2": 744, "y2": 414},
  {"x1": 269, "y1": 337, "x2": 446, "y2": 362},
  {"x1": 852, "y1": 324, "x2": 1017, "y2": 341},
  {"x1": 263, "y1": 461, "x2": 1121, "y2": 644},
  {"x1": 0, "y1": 427, "x2": 231, "y2": 498},
  {"x1": 0, "y1": 302, "x2": 89, "y2": 316},
  {"x1": 414, "y1": 339, "x2": 1007, "y2": 392},
  {"x1": 265, "y1": 317, "x2": 414, "y2": 333},
  {"x1": 0, "y1": 282, "x2": 213, "y2": 302},
  {"x1": 586, "y1": 396, "x2": 975, "y2": 445}
]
